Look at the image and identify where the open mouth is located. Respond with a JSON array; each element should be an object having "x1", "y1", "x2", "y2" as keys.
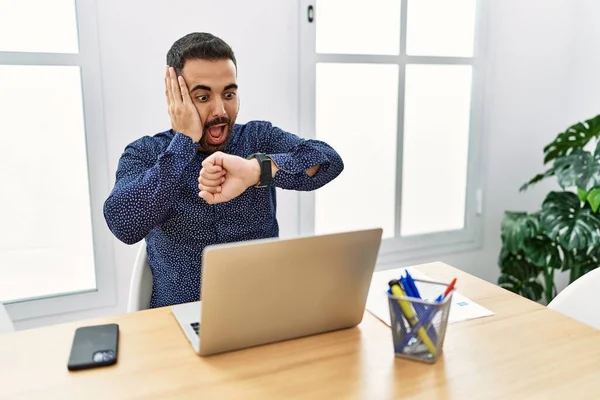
[{"x1": 206, "y1": 124, "x2": 227, "y2": 145}]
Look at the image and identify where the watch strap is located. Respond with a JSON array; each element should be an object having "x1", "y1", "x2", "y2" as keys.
[{"x1": 247, "y1": 153, "x2": 273, "y2": 187}]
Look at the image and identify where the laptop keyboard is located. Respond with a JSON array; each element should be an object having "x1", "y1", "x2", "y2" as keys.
[{"x1": 190, "y1": 322, "x2": 200, "y2": 335}]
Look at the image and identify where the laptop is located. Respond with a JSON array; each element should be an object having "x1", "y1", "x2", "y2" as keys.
[{"x1": 171, "y1": 228, "x2": 383, "y2": 356}]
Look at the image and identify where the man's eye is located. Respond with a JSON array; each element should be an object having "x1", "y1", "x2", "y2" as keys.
[
  {"x1": 196, "y1": 95, "x2": 208, "y2": 102},
  {"x1": 225, "y1": 92, "x2": 236, "y2": 100}
]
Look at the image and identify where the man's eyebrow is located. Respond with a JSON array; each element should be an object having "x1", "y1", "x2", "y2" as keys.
[
  {"x1": 190, "y1": 84, "x2": 211, "y2": 92},
  {"x1": 224, "y1": 83, "x2": 238, "y2": 91}
]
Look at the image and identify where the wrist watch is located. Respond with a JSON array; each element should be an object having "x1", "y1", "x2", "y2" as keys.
[{"x1": 246, "y1": 153, "x2": 273, "y2": 188}]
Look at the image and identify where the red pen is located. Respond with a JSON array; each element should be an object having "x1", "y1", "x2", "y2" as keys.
[
  {"x1": 443, "y1": 278, "x2": 457, "y2": 298},
  {"x1": 435, "y1": 278, "x2": 457, "y2": 302}
]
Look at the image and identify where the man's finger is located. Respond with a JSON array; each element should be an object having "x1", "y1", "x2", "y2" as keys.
[
  {"x1": 201, "y1": 158, "x2": 224, "y2": 173},
  {"x1": 199, "y1": 188, "x2": 228, "y2": 204},
  {"x1": 199, "y1": 169, "x2": 225, "y2": 181},
  {"x1": 199, "y1": 190, "x2": 218, "y2": 204},
  {"x1": 198, "y1": 184, "x2": 222, "y2": 194},
  {"x1": 165, "y1": 68, "x2": 173, "y2": 106},
  {"x1": 201, "y1": 152, "x2": 225, "y2": 170},
  {"x1": 199, "y1": 176, "x2": 224, "y2": 187},
  {"x1": 199, "y1": 176, "x2": 223, "y2": 187},
  {"x1": 169, "y1": 67, "x2": 183, "y2": 104},
  {"x1": 178, "y1": 75, "x2": 193, "y2": 105}
]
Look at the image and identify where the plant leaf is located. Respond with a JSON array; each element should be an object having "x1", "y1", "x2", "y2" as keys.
[
  {"x1": 562, "y1": 247, "x2": 578, "y2": 272},
  {"x1": 577, "y1": 187, "x2": 589, "y2": 202},
  {"x1": 562, "y1": 246, "x2": 600, "y2": 280},
  {"x1": 540, "y1": 191, "x2": 600, "y2": 250},
  {"x1": 587, "y1": 188, "x2": 600, "y2": 212},
  {"x1": 520, "y1": 168, "x2": 556, "y2": 192},
  {"x1": 578, "y1": 247, "x2": 600, "y2": 277},
  {"x1": 553, "y1": 149, "x2": 600, "y2": 191},
  {"x1": 500, "y1": 212, "x2": 540, "y2": 253},
  {"x1": 498, "y1": 250, "x2": 544, "y2": 301},
  {"x1": 523, "y1": 236, "x2": 561, "y2": 268},
  {"x1": 543, "y1": 114, "x2": 600, "y2": 164}
]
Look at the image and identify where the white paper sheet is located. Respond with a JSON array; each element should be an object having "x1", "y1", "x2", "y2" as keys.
[{"x1": 366, "y1": 267, "x2": 494, "y2": 326}]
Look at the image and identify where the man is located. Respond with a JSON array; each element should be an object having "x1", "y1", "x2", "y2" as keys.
[{"x1": 103, "y1": 32, "x2": 343, "y2": 308}]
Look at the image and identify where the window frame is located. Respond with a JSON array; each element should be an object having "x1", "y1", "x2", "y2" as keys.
[
  {"x1": 0, "y1": 0, "x2": 117, "y2": 321},
  {"x1": 299, "y1": 0, "x2": 489, "y2": 267}
]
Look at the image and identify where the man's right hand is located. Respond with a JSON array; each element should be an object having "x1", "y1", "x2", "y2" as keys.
[{"x1": 165, "y1": 66, "x2": 203, "y2": 143}]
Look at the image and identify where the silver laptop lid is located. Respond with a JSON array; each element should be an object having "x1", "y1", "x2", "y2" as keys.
[{"x1": 197, "y1": 228, "x2": 383, "y2": 356}]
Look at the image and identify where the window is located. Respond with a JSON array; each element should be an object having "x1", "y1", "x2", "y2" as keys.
[
  {"x1": 300, "y1": 0, "x2": 486, "y2": 263},
  {"x1": 0, "y1": 0, "x2": 115, "y2": 320}
]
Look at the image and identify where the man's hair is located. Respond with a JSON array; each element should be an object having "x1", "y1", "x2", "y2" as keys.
[{"x1": 166, "y1": 32, "x2": 237, "y2": 75}]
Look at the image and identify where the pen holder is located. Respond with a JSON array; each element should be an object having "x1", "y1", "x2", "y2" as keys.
[{"x1": 387, "y1": 279, "x2": 453, "y2": 363}]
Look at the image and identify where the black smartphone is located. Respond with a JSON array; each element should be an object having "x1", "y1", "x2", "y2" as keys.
[{"x1": 67, "y1": 323, "x2": 119, "y2": 371}]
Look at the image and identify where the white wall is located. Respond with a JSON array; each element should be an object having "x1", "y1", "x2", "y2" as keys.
[
  {"x1": 568, "y1": 0, "x2": 600, "y2": 123},
  {"x1": 439, "y1": 0, "x2": 581, "y2": 285},
  {"x1": 15, "y1": 0, "x2": 600, "y2": 329}
]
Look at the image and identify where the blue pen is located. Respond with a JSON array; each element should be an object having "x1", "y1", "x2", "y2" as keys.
[
  {"x1": 401, "y1": 273, "x2": 437, "y2": 344},
  {"x1": 405, "y1": 271, "x2": 422, "y2": 299},
  {"x1": 400, "y1": 276, "x2": 414, "y2": 298}
]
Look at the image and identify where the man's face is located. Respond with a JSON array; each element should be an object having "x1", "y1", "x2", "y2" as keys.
[{"x1": 181, "y1": 58, "x2": 239, "y2": 153}]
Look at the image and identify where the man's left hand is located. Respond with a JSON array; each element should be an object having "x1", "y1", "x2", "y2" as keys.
[{"x1": 198, "y1": 152, "x2": 261, "y2": 204}]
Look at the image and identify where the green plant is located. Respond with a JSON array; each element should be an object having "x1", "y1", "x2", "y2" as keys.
[{"x1": 498, "y1": 114, "x2": 600, "y2": 304}]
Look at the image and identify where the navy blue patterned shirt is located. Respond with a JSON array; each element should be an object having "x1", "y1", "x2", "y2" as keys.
[{"x1": 104, "y1": 121, "x2": 343, "y2": 308}]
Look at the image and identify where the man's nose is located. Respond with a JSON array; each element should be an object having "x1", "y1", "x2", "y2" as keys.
[{"x1": 212, "y1": 98, "x2": 226, "y2": 118}]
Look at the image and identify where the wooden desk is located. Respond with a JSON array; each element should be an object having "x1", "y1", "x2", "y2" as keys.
[{"x1": 2, "y1": 262, "x2": 600, "y2": 399}]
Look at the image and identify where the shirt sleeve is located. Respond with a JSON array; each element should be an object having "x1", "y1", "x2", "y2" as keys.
[
  {"x1": 255, "y1": 122, "x2": 344, "y2": 191},
  {"x1": 103, "y1": 133, "x2": 199, "y2": 244}
]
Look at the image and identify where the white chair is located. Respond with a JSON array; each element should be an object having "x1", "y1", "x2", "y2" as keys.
[
  {"x1": 0, "y1": 302, "x2": 15, "y2": 334},
  {"x1": 547, "y1": 268, "x2": 600, "y2": 329},
  {"x1": 127, "y1": 241, "x2": 153, "y2": 312}
]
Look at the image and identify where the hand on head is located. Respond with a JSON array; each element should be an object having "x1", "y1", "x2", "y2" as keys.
[{"x1": 165, "y1": 66, "x2": 203, "y2": 143}]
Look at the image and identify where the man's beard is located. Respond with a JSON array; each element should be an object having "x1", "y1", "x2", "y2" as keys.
[{"x1": 199, "y1": 116, "x2": 234, "y2": 153}]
